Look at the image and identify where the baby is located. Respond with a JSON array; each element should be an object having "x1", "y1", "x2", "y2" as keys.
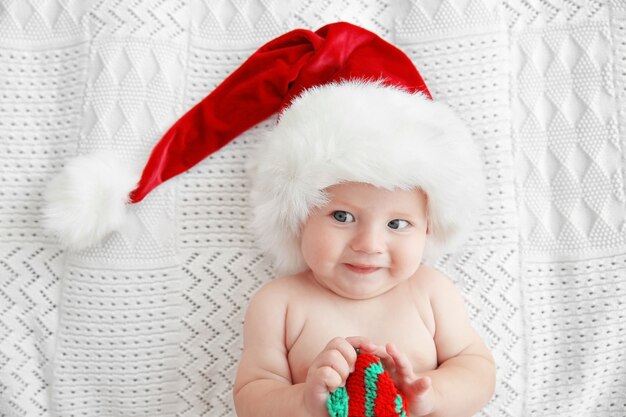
[
  {"x1": 233, "y1": 81, "x2": 496, "y2": 417},
  {"x1": 41, "y1": 21, "x2": 495, "y2": 417}
]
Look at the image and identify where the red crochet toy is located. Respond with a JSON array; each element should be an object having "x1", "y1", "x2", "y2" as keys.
[{"x1": 327, "y1": 353, "x2": 409, "y2": 417}]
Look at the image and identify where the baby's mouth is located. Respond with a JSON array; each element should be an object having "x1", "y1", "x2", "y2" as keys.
[{"x1": 344, "y1": 263, "x2": 381, "y2": 274}]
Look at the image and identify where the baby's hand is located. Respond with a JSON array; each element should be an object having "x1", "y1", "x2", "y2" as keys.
[
  {"x1": 379, "y1": 343, "x2": 436, "y2": 416},
  {"x1": 304, "y1": 336, "x2": 377, "y2": 417}
]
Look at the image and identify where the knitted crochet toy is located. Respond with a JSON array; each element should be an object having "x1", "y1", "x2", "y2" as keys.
[{"x1": 327, "y1": 353, "x2": 409, "y2": 417}]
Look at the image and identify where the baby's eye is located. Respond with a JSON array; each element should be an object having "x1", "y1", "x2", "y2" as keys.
[
  {"x1": 388, "y1": 219, "x2": 410, "y2": 230},
  {"x1": 332, "y1": 210, "x2": 355, "y2": 223}
]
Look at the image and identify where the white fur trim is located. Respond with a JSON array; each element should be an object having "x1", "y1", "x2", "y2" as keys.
[
  {"x1": 43, "y1": 151, "x2": 139, "y2": 250},
  {"x1": 250, "y1": 81, "x2": 485, "y2": 275}
]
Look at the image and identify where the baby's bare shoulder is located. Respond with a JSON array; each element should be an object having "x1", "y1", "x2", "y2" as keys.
[
  {"x1": 409, "y1": 265, "x2": 457, "y2": 296},
  {"x1": 249, "y1": 272, "x2": 313, "y2": 306},
  {"x1": 244, "y1": 273, "x2": 313, "y2": 352},
  {"x1": 243, "y1": 274, "x2": 310, "y2": 342}
]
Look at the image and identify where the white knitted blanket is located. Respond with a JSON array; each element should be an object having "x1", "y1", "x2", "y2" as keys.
[{"x1": 2, "y1": 1, "x2": 625, "y2": 416}]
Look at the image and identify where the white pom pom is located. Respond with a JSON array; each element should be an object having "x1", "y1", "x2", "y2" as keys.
[{"x1": 43, "y1": 151, "x2": 139, "y2": 250}]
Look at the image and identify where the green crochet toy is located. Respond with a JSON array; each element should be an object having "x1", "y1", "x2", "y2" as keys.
[{"x1": 327, "y1": 353, "x2": 409, "y2": 417}]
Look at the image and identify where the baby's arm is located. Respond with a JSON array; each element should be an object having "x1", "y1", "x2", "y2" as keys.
[
  {"x1": 233, "y1": 281, "x2": 304, "y2": 417},
  {"x1": 233, "y1": 280, "x2": 374, "y2": 417},
  {"x1": 402, "y1": 267, "x2": 496, "y2": 416}
]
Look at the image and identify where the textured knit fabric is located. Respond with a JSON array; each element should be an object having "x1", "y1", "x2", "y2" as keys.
[
  {"x1": 2, "y1": 1, "x2": 626, "y2": 417},
  {"x1": 327, "y1": 353, "x2": 409, "y2": 417}
]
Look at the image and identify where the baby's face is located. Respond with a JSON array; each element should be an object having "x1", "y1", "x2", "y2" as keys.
[{"x1": 300, "y1": 182, "x2": 428, "y2": 300}]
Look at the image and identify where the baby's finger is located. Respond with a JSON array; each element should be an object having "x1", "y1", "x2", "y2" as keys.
[
  {"x1": 386, "y1": 343, "x2": 416, "y2": 380},
  {"x1": 313, "y1": 348, "x2": 351, "y2": 383},
  {"x1": 406, "y1": 377, "x2": 435, "y2": 416},
  {"x1": 406, "y1": 376, "x2": 432, "y2": 396},
  {"x1": 377, "y1": 350, "x2": 396, "y2": 374},
  {"x1": 345, "y1": 336, "x2": 378, "y2": 354},
  {"x1": 315, "y1": 366, "x2": 344, "y2": 393},
  {"x1": 324, "y1": 337, "x2": 359, "y2": 371}
]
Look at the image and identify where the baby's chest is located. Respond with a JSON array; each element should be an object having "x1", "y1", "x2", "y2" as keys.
[{"x1": 287, "y1": 302, "x2": 438, "y2": 383}]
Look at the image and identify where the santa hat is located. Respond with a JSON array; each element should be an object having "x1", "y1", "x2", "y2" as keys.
[{"x1": 44, "y1": 22, "x2": 484, "y2": 271}]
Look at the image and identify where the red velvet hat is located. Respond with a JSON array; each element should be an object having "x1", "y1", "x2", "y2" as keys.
[{"x1": 44, "y1": 22, "x2": 483, "y2": 264}]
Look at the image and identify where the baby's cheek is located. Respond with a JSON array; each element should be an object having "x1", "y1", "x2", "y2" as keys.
[
  {"x1": 300, "y1": 227, "x2": 318, "y2": 261},
  {"x1": 394, "y1": 244, "x2": 424, "y2": 276},
  {"x1": 301, "y1": 233, "x2": 330, "y2": 270}
]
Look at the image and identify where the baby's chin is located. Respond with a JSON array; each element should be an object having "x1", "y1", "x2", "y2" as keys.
[
  {"x1": 324, "y1": 280, "x2": 402, "y2": 301},
  {"x1": 334, "y1": 290, "x2": 392, "y2": 300}
]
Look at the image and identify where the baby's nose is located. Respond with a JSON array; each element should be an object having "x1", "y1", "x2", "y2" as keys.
[{"x1": 350, "y1": 225, "x2": 384, "y2": 254}]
